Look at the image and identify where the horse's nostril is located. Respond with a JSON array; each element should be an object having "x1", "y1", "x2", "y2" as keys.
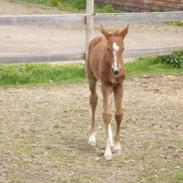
[{"x1": 112, "y1": 69, "x2": 119, "y2": 75}]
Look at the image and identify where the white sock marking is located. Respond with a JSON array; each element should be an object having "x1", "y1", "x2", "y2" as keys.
[
  {"x1": 104, "y1": 147, "x2": 112, "y2": 160},
  {"x1": 109, "y1": 124, "x2": 114, "y2": 147},
  {"x1": 89, "y1": 132, "x2": 96, "y2": 145}
]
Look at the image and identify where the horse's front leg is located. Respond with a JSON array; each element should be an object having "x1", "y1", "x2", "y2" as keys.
[
  {"x1": 102, "y1": 82, "x2": 113, "y2": 160},
  {"x1": 113, "y1": 84, "x2": 124, "y2": 153}
]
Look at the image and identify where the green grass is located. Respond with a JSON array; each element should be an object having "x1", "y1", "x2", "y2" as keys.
[
  {"x1": 19, "y1": 0, "x2": 122, "y2": 13},
  {"x1": 0, "y1": 63, "x2": 85, "y2": 87},
  {"x1": 0, "y1": 55, "x2": 183, "y2": 87},
  {"x1": 166, "y1": 20, "x2": 183, "y2": 27},
  {"x1": 172, "y1": 170, "x2": 183, "y2": 183},
  {"x1": 138, "y1": 170, "x2": 155, "y2": 181},
  {"x1": 95, "y1": 4, "x2": 122, "y2": 13},
  {"x1": 126, "y1": 56, "x2": 183, "y2": 79}
]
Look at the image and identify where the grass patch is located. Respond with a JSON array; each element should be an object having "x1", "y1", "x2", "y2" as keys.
[
  {"x1": 0, "y1": 63, "x2": 85, "y2": 87},
  {"x1": 166, "y1": 20, "x2": 183, "y2": 27},
  {"x1": 138, "y1": 170, "x2": 154, "y2": 178},
  {"x1": 19, "y1": 0, "x2": 122, "y2": 13},
  {"x1": 95, "y1": 4, "x2": 122, "y2": 13},
  {"x1": 126, "y1": 56, "x2": 183, "y2": 79},
  {"x1": 114, "y1": 157, "x2": 125, "y2": 167},
  {"x1": 172, "y1": 170, "x2": 183, "y2": 183},
  {"x1": 0, "y1": 53, "x2": 183, "y2": 87}
]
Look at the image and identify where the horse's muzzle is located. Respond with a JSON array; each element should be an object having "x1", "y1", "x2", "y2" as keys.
[{"x1": 112, "y1": 68, "x2": 120, "y2": 76}]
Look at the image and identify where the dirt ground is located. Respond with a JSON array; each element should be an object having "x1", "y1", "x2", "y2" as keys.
[
  {"x1": 0, "y1": 24, "x2": 183, "y2": 57},
  {"x1": 0, "y1": 76, "x2": 183, "y2": 183},
  {"x1": 0, "y1": 2, "x2": 183, "y2": 182}
]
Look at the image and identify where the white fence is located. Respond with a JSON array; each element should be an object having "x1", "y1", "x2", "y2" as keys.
[{"x1": 0, "y1": 0, "x2": 183, "y2": 64}]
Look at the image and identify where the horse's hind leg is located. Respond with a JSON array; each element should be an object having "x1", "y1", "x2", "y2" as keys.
[{"x1": 88, "y1": 78, "x2": 98, "y2": 146}]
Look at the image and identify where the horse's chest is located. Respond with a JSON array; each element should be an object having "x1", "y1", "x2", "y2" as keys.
[
  {"x1": 103, "y1": 76, "x2": 123, "y2": 87},
  {"x1": 111, "y1": 78, "x2": 122, "y2": 86}
]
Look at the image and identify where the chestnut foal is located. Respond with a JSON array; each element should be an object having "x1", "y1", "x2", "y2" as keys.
[{"x1": 86, "y1": 25, "x2": 129, "y2": 160}]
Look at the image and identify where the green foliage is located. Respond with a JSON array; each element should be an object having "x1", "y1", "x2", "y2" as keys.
[
  {"x1": 0, "y1": 63, "x2": 85, "y2": 86},
  {"x1": 19, "y1": 0, "x2": 85, "y2": 11},
  {"x1": 166, "y1": 20, "x2": 183, "y2": 27},
  {"x1": 0, "y1": 56, "x2": 183, "y2": 87},
  {"x1": 19, "y1": 0, "x2": 122, "y2": 12},
  {"x1": 95, "y1": 4, "x2": 121, "y2": 13},
  {"x1": 159, "y1": 51, "x2": 183, "y2": 68},
  {"x1": 125, "y1": 56, "x2": 183, "y2": 79},
  {"x1": 20, "y1": 0, "x2": 52, "y2": 4},
  {"x1": 51, "y1": 0, "x2": 86, "y2": 12}
]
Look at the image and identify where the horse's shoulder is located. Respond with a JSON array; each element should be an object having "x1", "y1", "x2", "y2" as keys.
[{"x1": 90, "y1": 36, "x2": 105, "y2": 47}]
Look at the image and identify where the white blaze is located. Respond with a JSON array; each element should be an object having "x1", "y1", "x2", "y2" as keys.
[{"x1": 112, "y1": 42, "x2": 120, "y2": 71}]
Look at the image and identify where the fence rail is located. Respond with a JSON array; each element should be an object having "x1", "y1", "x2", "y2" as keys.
[
  {"x1": 0, "y1": 14, "x2": 86, "y2": 25},
  {"x1": 0, "y1": 11, "x2": 183, "y2": 25},
  {"x1": 1, "y1": 47, "x2": 183, "y2": 64},
  {"x1": 0, "y1": 0, "x2": 183, "y2": 64},
  {"x1": 0, "y1": 53, "x2": 84, "y2": 64},
  {"x1": 95, "y1": 11, "x2": 183, "y2": 24}
]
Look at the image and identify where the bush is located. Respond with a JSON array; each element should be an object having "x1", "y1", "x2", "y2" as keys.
[
  {"x1": 160, "y1": 51, "x2": 183, "y2": 68},
  {"x1": 167, "y1": 20, "x2": 183, "y2": 27},
  {"x1": 21, "y1": 0, "x2": 121, "y2": 12},
  {"x1": 50, "y1": 0, "x2": 86, "y2": 11}
]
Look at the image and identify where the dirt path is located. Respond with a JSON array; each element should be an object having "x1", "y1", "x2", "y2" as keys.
[
  {"x1": 0, "y1": 24, "x2": 183, "y2": 57},
  {"x1": 0, "y1": 76, "x2": 183, "y2": 183},
  {"x1": 0, "y1": 1, "x2": 183, "y2": 59}
]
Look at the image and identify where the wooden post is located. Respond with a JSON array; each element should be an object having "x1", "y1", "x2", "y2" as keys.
[{"x1": 85, "y1": 0, "x2": 94, "y2": 60}]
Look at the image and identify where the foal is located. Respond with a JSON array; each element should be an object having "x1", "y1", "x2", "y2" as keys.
[{"x1": 86, "y1": 25, "x2": 129, "y2": 160}]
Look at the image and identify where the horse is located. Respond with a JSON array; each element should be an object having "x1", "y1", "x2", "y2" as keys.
[{"x1": 86, "y1": 25, "x2": 129, "y2": 160}]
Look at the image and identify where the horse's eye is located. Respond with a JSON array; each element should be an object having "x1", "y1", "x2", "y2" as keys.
[{"x1": 107, "y1": 47, "x2": 111, "y2": 51}]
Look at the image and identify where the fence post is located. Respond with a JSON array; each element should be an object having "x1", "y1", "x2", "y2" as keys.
[{"x1": 85, "y1": 0, "x2": 94, "y2": 60}]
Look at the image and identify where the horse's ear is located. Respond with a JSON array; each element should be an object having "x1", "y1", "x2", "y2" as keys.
[
  {"x1": 120, "y1": 24, "x2": 129, "y2": 38},
  {"x1": 100, "y1": 25, "x2": 111, "y2": 39}
]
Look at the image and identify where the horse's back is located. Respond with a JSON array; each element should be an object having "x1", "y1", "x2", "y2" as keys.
[{"x1": 87, "y1": 36, "x2": 106, "y2": 80}]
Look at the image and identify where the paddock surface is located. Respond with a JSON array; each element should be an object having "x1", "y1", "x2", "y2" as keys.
[{"x1": 0, "y1": 76, "x2": 183, "y2": 183}]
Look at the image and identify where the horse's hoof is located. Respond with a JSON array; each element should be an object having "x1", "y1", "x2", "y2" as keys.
[
  {"x1": 104, "y1": 154, "x2": 113, "y2": 161},
  {"x1": 113, "y1": 144, "x2": 122, "y2": 154},
  {"x1": 88, "y1": 141, "x2": 96, "y2": 146},
  {"x1": 104, "y1": 151, "x2": 113, "y2": 160}
]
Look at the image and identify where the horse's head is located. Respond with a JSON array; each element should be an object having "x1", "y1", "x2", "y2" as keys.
[{"x1": 101, "y1": 25, "x2": 129, "y2": 77}]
